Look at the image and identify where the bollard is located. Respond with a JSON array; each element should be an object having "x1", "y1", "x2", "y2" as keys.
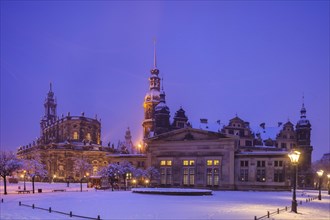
[
  {"x1": 49, "y1": 207, "x2": 52, "y2": 213},
  {"x1": 32, "y1": 204, "x2": 35, "y2": 209},
  {"x1": 254, "y1": 216, "x2": 257, "y2": 220},
  {"x1": 267, "y1": 211, "x2": 270, "y2": 218},
  {"x1": 97, "y1": 215, "x2": 100, "y2": 220},
  {"x1": 70, "y1": 211, "x2": 72, "y2": 217},
  {"x1": 1, "y1": 198, "x2": 3, "y2": 203},
  {"x1": 277, "y1": 208, "x2": 279, "y2": 214},
  {"x1": 19, "y1": 201, "x2": 21, "y2": 206}
]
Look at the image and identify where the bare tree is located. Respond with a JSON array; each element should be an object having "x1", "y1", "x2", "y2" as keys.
[
  {"x1": 0, "y1": 151, "x2": 22, "y2": 195},
  {"x1": 73, "y1": 158, "x2": 92, "y2": 192},
  {"x1": 22, "y1": 157, "x2": 47, "y2": 193}
]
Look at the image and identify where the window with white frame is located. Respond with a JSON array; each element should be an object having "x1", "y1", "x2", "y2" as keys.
[
  {"x1": 160, "y1": 160, "x2": 172, "y2": 185},
  {"x1": 183, "y1": 160, "x2": 195, "y2": 186},
  {"x1": 206, "y1": 159, "x2": 221, "y2": 186},
  {"x1": 239, "y1": 160, "x2": 249, "y2": 182}
]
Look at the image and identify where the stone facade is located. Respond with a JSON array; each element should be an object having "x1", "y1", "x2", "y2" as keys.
[
  {"x1": 17, "y1": 49, "x2": 313, "y2": 191},
  {"x1": 146, "y1": 128, "x2": 237, "y2": 189},
  {"x1": 17, "y1": 84, "x2": 146, "y2": 181}
]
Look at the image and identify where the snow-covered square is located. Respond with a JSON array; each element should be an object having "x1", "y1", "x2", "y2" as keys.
[{"x1": 1, "y1": 182, "x2": 329, "y2": 220}]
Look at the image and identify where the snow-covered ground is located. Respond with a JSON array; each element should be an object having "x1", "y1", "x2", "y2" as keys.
[{"x1": 0, "y1": 182, "x2": 329, "y2": 219}]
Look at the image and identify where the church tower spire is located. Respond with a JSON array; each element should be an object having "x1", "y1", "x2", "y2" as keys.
[
  {"x1": 153, "y1": 39, "x2": 157, "y2": 69},
  {"x1": 41, "y1": 83, "x2": 57, "y2": 127},
  {"x1": 295, "y1": 96, "x2": 313, "y2": 187},
  {"x1": 142, "y1": 42, "x2": 162, "y2": 138}
]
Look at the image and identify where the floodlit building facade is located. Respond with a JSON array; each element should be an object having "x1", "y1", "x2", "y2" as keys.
[
  {"x1": 142, "y1": 48, "x2": 313, "y2": 190},
  {"x1": 18, "y1": 48, "x2": 313, "y2": 190}
]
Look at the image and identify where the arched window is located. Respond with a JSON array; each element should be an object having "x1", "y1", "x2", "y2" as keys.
[
  {"x1": 86, "y1": 133, "x2": 91, "y2": 141},
  {"x1": 73, "y1": 132, "x2": 78, "y2": 140}
]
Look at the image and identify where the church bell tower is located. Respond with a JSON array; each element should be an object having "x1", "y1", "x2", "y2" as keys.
[
  {"x1": 295, "y1": 97, "x2": 313, "y2": 187},
  {"x1": 142, "y1": 42, "x2": 161, "y2": 138},
  {"x1": 40, "y1": 83, "x2": 57, "y2": 130}
]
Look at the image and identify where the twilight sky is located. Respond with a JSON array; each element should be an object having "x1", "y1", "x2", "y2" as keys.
[{"x1": 1, "y1": 1, "x2": 329, "y2": 162}]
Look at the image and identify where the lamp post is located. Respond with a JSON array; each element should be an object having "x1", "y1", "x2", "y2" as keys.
[
  {"x1": 145, "y1": 179, "x2": 149, "y2": 188},
  {"x1": 53, "y1": 174, "x2": 56, "y2": 183},
  {"x1": 288, "y1": 150, "x2": 300, "y2": 213},
  {"x1": 138, "y1": 144, "x2": 142, "y2": 154},
  {"x1": 23, "y1": 170, "x2": 27, "y2": 190},
  {"x1": 21, "y1": 170, "x2": 27, "y2": 191},
  {"x1": 317, "y1": 170, "x2": 324, "y2": 200},
  {"x1": 327, "y1": 174, "x2": 330, "y2": 195},
  {"x1": 132, "y1": 179, "x2": 137, "y2": 188},
  {"x1": 86, "y1": 172, "x2": 90, "y2": 189}
]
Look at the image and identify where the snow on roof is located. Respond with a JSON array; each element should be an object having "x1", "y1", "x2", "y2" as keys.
[
  {"x1": 252, "y1": 125, "x2": 283, "y2": 140},
  {"x1": 297, "y1": 119, "x2": 310, "y2": 126},
  {"x1": 191, "y1": 119, "x2": 222, "y2": 133},
  {"x1": 237, "y1": 151, "x2": 288, "y2": 156}
]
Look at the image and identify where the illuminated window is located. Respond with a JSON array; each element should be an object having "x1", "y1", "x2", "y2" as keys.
[
  {"x1": 183, "y1": 160, "x2": 195, "y2": 166},
  {"x1": 58, "y1": 165, "x2": 64, "y2": 177},
  {"x1": 93, "y1": 166, "x2": 98, "y2": 175},
  {"x1": 73, "y1": 132, "x2": 78, "y2": 140},
  {"x1": 161, "y1": 160, "x2": 172, "y2": 166},
  {"x1": 206, "y1": 159, "x2": 221, "y2": 186},
  {"x1": 207, "y1": 168, "x2": 219, "y2": 186},
  {"x1": 86, "y1": 133, "x2": 91, "y2": 141}
]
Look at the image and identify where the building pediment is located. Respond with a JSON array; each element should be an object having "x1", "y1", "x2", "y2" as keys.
[{"x1": 146, "y1": 127, "x2": 227, "y2": 142}]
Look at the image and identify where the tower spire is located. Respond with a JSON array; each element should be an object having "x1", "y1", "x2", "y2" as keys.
[
  {"x1": 161, "y1": 77, "x2": 164, "y2": 91},
  {"x1": 302, "y1": 93, "x2": 305, "y2": 108},
  {"x1": 50, "y1": 82, "x2": 53, "y2": 92},
  {"x1": 153, "y1": 39, "x2": 157, "y2": 68}
]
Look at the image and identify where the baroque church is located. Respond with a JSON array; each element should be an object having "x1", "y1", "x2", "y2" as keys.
[
  {"x1": 17, "y1": 46, "x2": 313, "y2": 190},
  {"x1": 17, "y1": 83, "x2": 146, "y2": 181}
]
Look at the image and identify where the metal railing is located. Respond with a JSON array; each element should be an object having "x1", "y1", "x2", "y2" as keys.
[
  {"x1": 18, "y1": 201, "x2": 101, "y2": 220},
  {"x1": 254, "y1": 195, "x2": 319, "y2": 220}
]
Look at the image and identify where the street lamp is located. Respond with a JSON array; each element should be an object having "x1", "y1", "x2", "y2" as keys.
[
  {"x1": 145, "y1": 179, "x2": 149, "y2": 188},
  {"x1": 132, "y1": 179, "x2": 137, "y2": 188},
  {"x1": 23, "y1": 170, "x2": 27, "y2": 190},
  {"x1": 138, "y1": 144, "x2": 142, "y2": 154},
  {"x1": 288, "y1": 150, "x2": 300, "y2": 213},
  {"x1": 53, "y1": 174, "x2": 56, "y2": 183},
  {"x1": 327, "y1": 174, "x2": 330, "y2": 195},
  {"x1": 316, "y1": 170, "x2": 324, "y2": 200}
]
